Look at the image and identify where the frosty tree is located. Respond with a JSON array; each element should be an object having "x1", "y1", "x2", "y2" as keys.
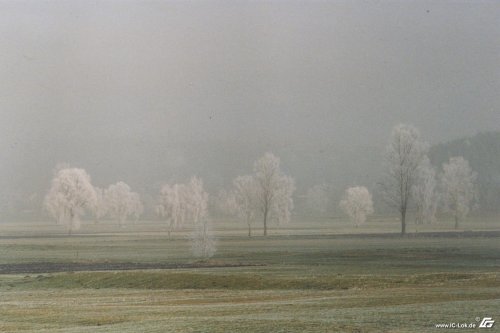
[
  {"x1": 187, "y1": 177, "x2": 216, "y2": 258},
  {"x1": 380, "y1": 124, "x2": 427, "y2": 235},
  {"x1": 412, "y1": 157, "x2": 438, "y2": 225},
  {"x1": 158, "y1": 177, "x2": 215, "y2": 255},
  {"x1": 305, "y1": 184, "x2": 329, "y2": 216},
  {"x1": 339, "y1": 186, "x2": 374, "y2": 227},
  {"x1": 186, "y1": 177, "x2": 208, "y2": 224},
  {"x1": 105, "y1": 182, "x2": 142, "y2": 227},
  {"x1": 129, "y1": 192, "x2": 144, "y2": 223},
  {"x1": 44, "y1": 189, "x2": 68, "y2": 225},
  {"x1": 233, "y1": 175, "x2": 258, "y2": 237},
  {"x1": 253, "y1": 153, "x2": 295, "y2": 236},
  {"x1": 92, "y1": 187, "x2": 108, "y2": 223},
  {"x1": 156, "y1": 183, "x2": 189, "y2": 237},
  {"x1": 440, "y1": 156, "x2": 478, "y2": 229},
  {"x1": 43, "y1": 167, "x2": 97, "y2": 235}
]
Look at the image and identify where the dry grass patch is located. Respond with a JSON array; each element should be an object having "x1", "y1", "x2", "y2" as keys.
[{"x1": 9, "y1": 271, "x2": 499, "y2": 292}]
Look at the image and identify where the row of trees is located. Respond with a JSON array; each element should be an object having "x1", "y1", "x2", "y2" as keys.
[
  {"x1": 155, "y1": 176, "x2": 215, "y2": 257},
  {"x1": 151, "y1": 152, "x2": 295, "y2": 242},
  {"x1": 43, "y1": 166, "x2": 216, "y2": 257},
  {"x1": 380, "y1": 124, "x2": 477, "y2": 234},
  {"x1": 42, "y1": 153, "x2": 297, "y2": 257},
  {"x1": 43, "y1": 126, "x2": 478, "y2": 242},
  {"x1": 303, "y1": 124, "x2": 478, "y2": 234},
  {"x1": 214, "y1": 152, "x2": 295, "y2": 237},
  {"x1": 43, "y1": 167, "x2": 143, "y2": 234}
]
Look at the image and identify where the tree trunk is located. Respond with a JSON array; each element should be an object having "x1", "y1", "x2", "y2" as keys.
[
  {"x1": 263, "y1": 206, "x2": 268, "y2": 236},
  {"x1": 401, "y1": 210, "x2": 406, "y2": 235},
  {"x1": 68, "y1": 211, "x2": 74, "y2": 236},
  {"x1": 167, "y1": 219, "x2": 172, "y2": 239},
  {"x1": 454, "y1": 216, "x2": 459, "y2": 230},
  {"x1": 248, "y1": 224, "x2": 251, "y2": 237}
]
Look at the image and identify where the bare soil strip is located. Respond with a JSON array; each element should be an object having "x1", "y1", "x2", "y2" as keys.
[{"x1": 0, "y1": 262, "x2": 263, "y2": 274}]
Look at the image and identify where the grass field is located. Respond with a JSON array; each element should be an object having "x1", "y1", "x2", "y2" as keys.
[{"x1": 0, "y1": 217, "x2": 499, "y2": 332}]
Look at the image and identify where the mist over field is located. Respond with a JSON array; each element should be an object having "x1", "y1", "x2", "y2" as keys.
[
  {"x1": 1, "y1": 0, "x2": 500, "y2": 220},
  {"x1": 0, "y1": 1, "x2": 499, "y2": 332}
]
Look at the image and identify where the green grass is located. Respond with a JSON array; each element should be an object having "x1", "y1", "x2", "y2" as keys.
[{"x1": 0, "y1": 217, "x2": 498, "y2": 332}]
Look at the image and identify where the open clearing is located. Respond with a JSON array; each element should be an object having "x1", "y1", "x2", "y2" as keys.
[{"x1": 0, "y1": 218, "x2": 498, "y2": 332}]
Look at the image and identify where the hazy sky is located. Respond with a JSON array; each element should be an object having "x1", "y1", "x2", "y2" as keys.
[{"x1": 1, "y1": 0, "x2": 499, "y2": 200}]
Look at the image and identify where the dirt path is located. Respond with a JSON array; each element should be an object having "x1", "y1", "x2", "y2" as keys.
[{"x1": 0, "y1": 262, "x2": 263, "y2": 274}]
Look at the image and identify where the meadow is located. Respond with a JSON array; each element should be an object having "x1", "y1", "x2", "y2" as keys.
[{"x1": 0, "y1": 216, "x2": 498, "y2": 332}]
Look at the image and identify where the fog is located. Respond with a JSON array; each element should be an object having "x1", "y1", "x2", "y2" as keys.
[{"x1": 1, "y1": 1, "x2": 499, "y2": 217}]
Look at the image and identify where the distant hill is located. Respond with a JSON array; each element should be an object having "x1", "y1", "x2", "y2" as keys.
[{"x1": 429, "y1": 131, "x2": 500, "y2": 212}]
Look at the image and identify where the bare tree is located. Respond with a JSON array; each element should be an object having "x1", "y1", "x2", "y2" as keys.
[
  {"x1": 380, "y1": 124, "x2": 427, "y2": 235},
  {"x1": 339, "y1": 186, "x2": 374, "y2": 227},
  {"x1": 233, "y1": 175, "x2": 258, "y2": 237},
  {"x1": 44, "y1": 167, "x2": 97, "y2": 235},
  {"x1": 440, "y1": 156, "x2": 478, "y2": 229},
  {"x1": 412, "y1": 157, "x2": 438, "y2": 225},
  {"x1": 253, "y1": 153, "x2": 295, "y2": 236}
]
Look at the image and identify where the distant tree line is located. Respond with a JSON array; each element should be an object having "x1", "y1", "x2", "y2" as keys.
[
  {"x1": 297, "y1": 124, "x2": 479, "y2": 234},
  {"x1": 42, "y1": 125, "x2": 483, "y2": 245},
  {"x1": 42, "y1": 153, "x2": 297, "y2": 258}
]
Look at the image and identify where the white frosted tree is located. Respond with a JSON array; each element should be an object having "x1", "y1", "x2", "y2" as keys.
[
  {"x1": 233, "y1": 175, "x2": 259, "y2": 237},
  {"x1": 105, "y1": 181, "x2": 141, "y2": 227},
  {"x1": 380, "y1": 124, "x2": 428, "y2": 234},
  {"x1": 186, "y1": 177, "x2": 208, "y2": 224},
  {"x1": 158, "y1": 177, "x2": 215, "y2": 254},
  {"x1": 156, "y1": 183, "x2": 189, "y2": 237},
  {"x1": 187, "y1": 177, "x2": 216, "y2": 258},
  {"x1": 44, "y1": 189, "x2": 68, "y2": 225},
  {"x1": 339, "y1": 186, "x2": 374, "y2": 227},
  {"x1": 440, "y1": 156, "x2": 478, "y2": 229},
  {"x1": 92, "y1": 187, "x2": 108, "y2": 223},
  {"x1": 305, "y1": 184, "x2": 329, "y2": 216},
  {"x1": 129, "y1": 192, "x2": 144, "y2": 223},
  {"x1": 412, "y1": 157, "x2": 438, "y2": 225},
  {"x1": 268, "y1": 175, "x2": 295, "y2": 226},
  {"x1": 253, "y1": 153, "x2": 295, "y2": 236},
  {"x1": 43, "y1": 167, "x2": 97, "y2": 235}
]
